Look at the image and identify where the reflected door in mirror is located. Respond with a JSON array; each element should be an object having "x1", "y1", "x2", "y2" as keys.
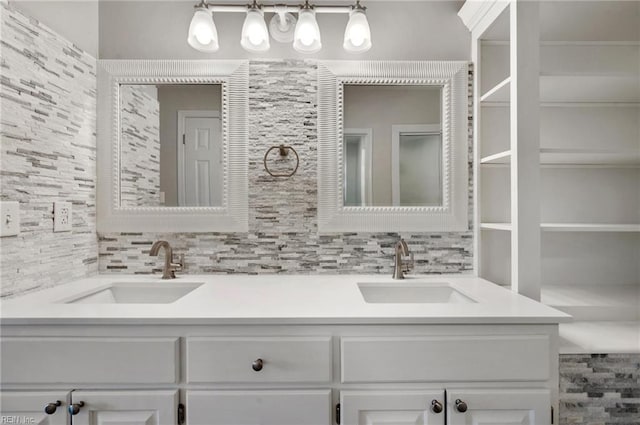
[
  {"x1": 343, "y1": 84, "x2": 443, "y2": 207},
  {"x1": 118, "y1": 84, "x2": 223, "y2": 208},
  {"x1": 179, "y1": 112, "x2": 222, "y2": 207},
  {"x1": 393, "y1": 125, "x2": 442, "y2": 207},
  {"x1": 344, "y1": 129, "x2": 373, "y2": 206}
]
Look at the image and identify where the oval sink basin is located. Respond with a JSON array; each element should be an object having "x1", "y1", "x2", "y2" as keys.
[
  {"x1": 62, "y1": 282, "x2": 203, "y2": 304},
  {"x1": 358, "y1": 282, "x2": 476, "y2": 304}
]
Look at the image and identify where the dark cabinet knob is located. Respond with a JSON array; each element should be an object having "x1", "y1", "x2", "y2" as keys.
[
  {"x1": 455, "y1": 399, "x2": 468, "y2": 413},
  {"x1": 430, "y1": 400, "x2": 443, "y2": 414},
  {"x1": 68, "y1": 402, "x2": 85, "y2": 416},
  {"x1": 44, "y1": 401, "x2": 61, "y2": 415},
  {"x1": 252, "y1": 358, "x2": 264, "y2": 372}
]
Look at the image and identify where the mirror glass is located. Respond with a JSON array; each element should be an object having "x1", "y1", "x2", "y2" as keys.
[
  {"x1": 119, "y1": 84, "x2": 223, "y2": 207},
  {"x1": 343, "y1": 84, "x2": 443, "y2": 207}
]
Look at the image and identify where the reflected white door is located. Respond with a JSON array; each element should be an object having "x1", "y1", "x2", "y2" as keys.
[
  {"x1": 0, "y1": 391, "x2": 70, "y2": 425},
  {"x1": 178, "y1": 111, "x2": 222, "y2": 207},
  {"x1": 71, "y1": 390, "x2": 178, "y2": 425},
  {"x1": 340, "y1": 390, "x2": 444, "y2": 425},
  {"x1": 447, "y1": 389, "x2": 551, "y2": 425},
  {"x1": 392, "y1": 124, "x2": 442, "y2": 206},
  {"x1": 343, "y1": 128, "x2": 373, "y2": 206}
]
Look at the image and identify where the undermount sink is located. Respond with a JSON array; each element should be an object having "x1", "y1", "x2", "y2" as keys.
[
  {"x1": 62, "y1": 281, "x2": 203, "y2": 304},
  {"x1": 358, "y1": 282, "x2": 476, "y2": 304}
]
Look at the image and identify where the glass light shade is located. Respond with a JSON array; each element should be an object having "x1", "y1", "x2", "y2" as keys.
[
  {"x1": 293, "y1": 8, "x2": 321, "y2": 53},
  {"x1": 187, "y1": 7, "x2": 219, "y2": 52},
  {"x1": 241, "y1": 8, "x2": 270, "y2": 52},
  {"x1": 343, "y1": 8, "x2": 371, "y2": 53}
]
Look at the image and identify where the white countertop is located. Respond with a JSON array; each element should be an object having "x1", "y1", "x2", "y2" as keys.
[{"x1": 0, "y1": 274, "x2": 571, "y2": 325}]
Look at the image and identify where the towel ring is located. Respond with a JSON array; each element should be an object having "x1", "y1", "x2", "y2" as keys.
[{"x1": 264, "y1": 144, "x2": 299, "y2": 178}]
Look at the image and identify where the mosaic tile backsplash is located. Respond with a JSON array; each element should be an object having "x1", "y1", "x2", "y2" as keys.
[
  {"x1": 98, "y1": 60, "x2": 474, "y2": 275},
  {"x1": 0, "y1": 4, "x2": 98, "y2": 297},
  {"x1": 560, "y1": 354, "x2": 640, "y2": 425}
]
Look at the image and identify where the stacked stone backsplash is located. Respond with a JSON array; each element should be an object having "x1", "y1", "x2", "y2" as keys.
[
  {"x1": 0, "y1": 3, "x2": 98, "y2": 297},
  {"x1": 559, "y1": 354, "x2": 640, "y2": 425},
  {"x1": 120, "y1": 84, "x2": 160, "y2": 207},
  {"x1": 98, "y1": 60, "x2": 474, "y2": 275}
]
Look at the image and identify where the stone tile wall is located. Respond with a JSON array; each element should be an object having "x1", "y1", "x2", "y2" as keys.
[
  {"x1": 120, "y1": 84, "x2": 160, "y2": 206},
  {"x1": 0, "y1": 3, "x2": 98, "y2": 297},
  {"x1": 98, "y1": 60, "x2": 475, "y2": 275},
  {"x1": 560, "y1": 354, "x2": 640, "y2": 425}
]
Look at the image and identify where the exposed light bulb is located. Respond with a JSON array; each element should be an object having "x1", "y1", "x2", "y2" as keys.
[
  {"x1": 194, "y1": 24, "x2": 213, "y2": 44},
  {"x1": 248, "y1": 25, "x2": 265, "y2": 45},
  {"x1": 298, "y1": 23, "x2": 315, "y2": 46},
  {"x1": 348, "y1": 24, "x2": 366, "y2": 47}
]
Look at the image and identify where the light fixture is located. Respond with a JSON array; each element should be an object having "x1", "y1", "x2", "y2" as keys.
[
  {"x1": 343, "y1": 1, "x2": 371, "y2": 53},
  {"x1": 187, "y1": 2, "x2": 219, "y2": 52},
  {"x1": 187, "y1": 1, "x2": 371, "y2": 54},
  {"x1": 241, "y1": 1, "x2": 270, "y2": 52},
  {"x1": 293, "y1": 2, "x2": 321, "y2": 54}
]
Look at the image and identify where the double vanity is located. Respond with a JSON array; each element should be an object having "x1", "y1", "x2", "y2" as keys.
[
  {"x1": 1, "y1": 274, "x2": 569, "y2": 425},
  {"x1": 1, "y1": 49, "x2": 568, "y2": 425}
]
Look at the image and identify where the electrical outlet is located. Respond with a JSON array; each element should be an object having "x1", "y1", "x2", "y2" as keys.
[
  {"x1": 0, "y1": 201, "x2": 20, "y2": 237},
  {"x1": 53, "y1": 202, "x2": 72, "y2": 232}
]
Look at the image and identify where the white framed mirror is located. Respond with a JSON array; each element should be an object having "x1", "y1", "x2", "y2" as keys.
[
  {"x1": 317, "y1": 61, "x2": 469, "y2": 232},
  {"x1": 97, "y1": 60, "x2": 249, "y2": 232}
]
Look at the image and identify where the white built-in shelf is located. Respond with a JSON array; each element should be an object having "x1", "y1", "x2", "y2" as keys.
[
  {"x1": 542, "y1": 74, "x2": 640, "y2": 103},
  {"x1": 480, "y1": 223, "x2": 512, "y2": 231},
  {"x1": 559, "y1": 321, "x2": 640, "y2": 354},
  {"x1": 481, "y1": 74, "x2": 640, "y2": 103},
  {"x1": 541, "y1": 223, "x2": 640, "y2": 232},
  {"x1": 481, "y1": 148, "x2": 640, "y2": 166},
  {"x1": 540, "y1": 148, "x2": 640, "y2": 166},
  {"x1": 480, "y1": 150, "x2": 511, "y2": 164},
  {"x1": 480, "y1": 77, "x2": 511, "y2": 103}
]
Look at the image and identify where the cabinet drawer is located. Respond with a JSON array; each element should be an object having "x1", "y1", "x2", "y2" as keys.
[
  {"x1": 186, "y1": 336, "x2": 332, "y2": 383},
  {"x1": 0, "y1": 337, "x2": 179, "y2": 385},
  {"x1": 341, "y1": 335, "x2": 550, "y2": 383},
  {"x1": 186, "y1": 390, "x2": 332, "y2": 425}
]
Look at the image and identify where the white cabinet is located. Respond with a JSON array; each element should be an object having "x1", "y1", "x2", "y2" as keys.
[
  {"x1": 0, "y1": 391, "x2": 70, "y2": 425},
  {"x1": 187, "y1": 389, "x2": 331, "y2": 425},
  {"x1": 340, "y1": 389, "x2": 551, "y2": 425},
  {"x1": 70, "y1": 390, "x2": 178, "y2": 425},
  {"x1": 340, "y1": 390, "x2": 443, "y2": 425},
  {"x1": 0, "y1": 325, "x2": 559, "y2": 425},
  {"x1": 447, "y1": 389, "x2": 550, "y2": 425}
]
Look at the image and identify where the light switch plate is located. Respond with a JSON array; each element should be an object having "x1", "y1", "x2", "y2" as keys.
[
  {"x1": 0, "y1": 201, "x2": 20, "y2": 237},
  {"x1": 53, "y1": 201, "x2": 72, "y2": 232}
]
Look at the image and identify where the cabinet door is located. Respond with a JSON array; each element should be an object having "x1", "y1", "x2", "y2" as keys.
[
  {"x1": 186, "y1": 390, "x2": 331, "y2": 425},
  {"x1": 71, "y1": 390, "x2": 178, "y2": 425},
  {"x1": 0, "y1": 391, "x2": 70, "y2": 425},
  {"x1": 340, "y1": 390, "x2": 444, "y2": 425},
  {"x1": 447, "y1": 389, "x2": 550, "y2": 425}
]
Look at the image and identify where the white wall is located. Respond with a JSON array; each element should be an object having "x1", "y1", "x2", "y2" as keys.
[
  {"x1": 98, "y1": 1, "x2": 470, "y2": 60},
  {"x1": 8, "y1": 0, "x2": 98, "y2": 57}
]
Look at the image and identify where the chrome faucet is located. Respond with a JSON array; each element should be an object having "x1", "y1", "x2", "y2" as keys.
[
  {"x1": 393, "y1": 238, "x2": 414, "y2": 280},
  {"x1": 149, "y1": 240, "x2": 184, "y2": 279}
]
